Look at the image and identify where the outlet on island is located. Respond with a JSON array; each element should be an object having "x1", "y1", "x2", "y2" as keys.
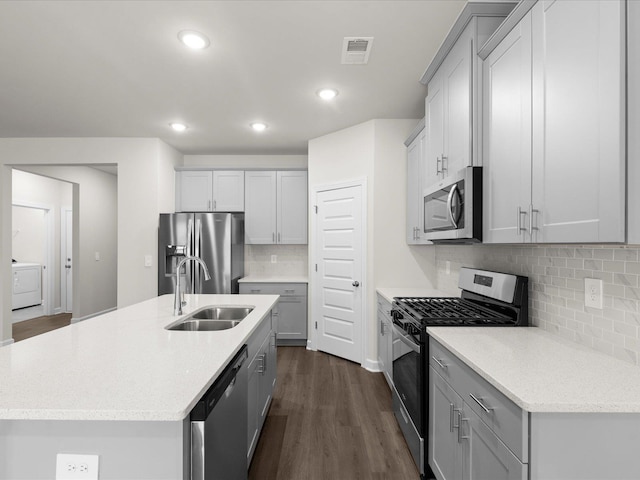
[{"x1": 55, "y1": 454, "x2": 99, "y2": 480}]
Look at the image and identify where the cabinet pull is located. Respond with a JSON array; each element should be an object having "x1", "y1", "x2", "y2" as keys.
[
  {"x1": 436, "y1": 156, "x2": 442, "y2": 176},
  {"x1": 469, "y1": 393, "x2": 492, "y2": 414},
  {"x1": 284, "y1": 289, "x2": 295, "y2": 294},
  {"x1": 278, "y1": 232, "x2": 281, "y2": 243},
  {"x1": 529, "y1": 204, "x2": 539, "y2": 234},
  {"x1": 208, "y1": 200, "x2": 212, "y2": 210},
  {"x1": 213, "y1": 200, "x2": 217, "y2": 211},
  {"x1": 250, "y1": 289, "x2": 261, "y2": 293},
  {"x1": 272, "y1": 232, "x2": 275, "y2": 243},
  {"x1": 517, "y1": 207, "x2": 528, "y2": 235},
  {"x1": 432, "y1": 356, "x2": 447, "y2": 370},
  {"x1": 441, "y1": 155, "x2": 448, "y2": 176},
  {"x1": 380, "y1": 320, "x2": 385, "y2": 335},
  {"x1": 449, "y1": 403, "x2": 454, "y2": 432},
  {"x1": 457, "y1": 411, "x2": 463, "y2": 443}
]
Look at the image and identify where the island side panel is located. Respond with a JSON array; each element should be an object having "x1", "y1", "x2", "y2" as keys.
[
  {"x1": 529, "y1": 412, "x2": 640, "y2": 480},
  {"x1": 0, "y1": 418, "x2": 188, "y2": 480}
]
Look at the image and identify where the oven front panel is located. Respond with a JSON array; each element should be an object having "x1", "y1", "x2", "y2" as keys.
[{"x1": 391, "y1": 322, "x2": 424, "y2": 436}]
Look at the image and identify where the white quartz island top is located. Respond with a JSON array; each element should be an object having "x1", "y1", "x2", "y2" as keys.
[
  {"x1": 376, "y1": 287, "x2": 448, "y2": 304},
  {"x1": 0, "y1": 294, "x2": 278, "y2": 422},
  {"x1": 427, "y1": 326, "x2": 640, "y2": 413}
]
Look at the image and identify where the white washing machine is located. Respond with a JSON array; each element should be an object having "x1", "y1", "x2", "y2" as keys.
[{"x1": 12, "y1": 263, "x2": 42, "y2": 310}]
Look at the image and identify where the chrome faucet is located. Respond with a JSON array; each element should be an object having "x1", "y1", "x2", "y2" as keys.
[{"x1": 174, "y1": 256, "x2": 211, "y2": 316}]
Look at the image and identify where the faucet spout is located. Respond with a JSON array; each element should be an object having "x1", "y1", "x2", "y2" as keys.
[{"x1": 174, "y1": 255, "x2": 212, "y2": 316}]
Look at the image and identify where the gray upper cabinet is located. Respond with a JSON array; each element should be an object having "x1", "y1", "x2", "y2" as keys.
[
  {"x1": 245, "y1": 170, "x2": 307, "y2": 245},
  {"x1": 406, "y1": 125, "x2": 429, "y2": 244},
  {"x1": 423, "y1": 9, "x2": 509, "y2": 183},
  {"x1": 176, "y1": 170, "x2": 245, "y2": 212},
  {"x1": 483, "y1": 0, "x2": 626, "y2": 244}
]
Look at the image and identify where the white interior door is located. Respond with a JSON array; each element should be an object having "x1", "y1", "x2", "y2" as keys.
[
  {"x1": 314, "y1": 184, "x2": 364, "y2": 364},
  {"x1": 62, "y1": 208, "x2": 73, "y2": 313}
]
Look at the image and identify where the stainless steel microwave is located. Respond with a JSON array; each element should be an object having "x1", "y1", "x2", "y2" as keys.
[{"x1": 423, "y1": 166, "x2": 482, "y2": 243}]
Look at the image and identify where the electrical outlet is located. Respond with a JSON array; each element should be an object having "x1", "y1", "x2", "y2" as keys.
[
  {"x1": 56, "y1": 454, "x2": 99, "y2": 480},
  {"x1": 144, "y1": 255, "x2": 153, "y2": 267},
  {"x1": 445, "y1": 261, "x2": 451, "y2": 275},
  {"x1": 584, "y1": 278, "x2": 603, "y2": 309},
  {"x1": 271, "y1": 255, "x2": 277, "y2": 264},
  {"x1": 94, "y1": 252, "x2": 100, "y2": 261}
]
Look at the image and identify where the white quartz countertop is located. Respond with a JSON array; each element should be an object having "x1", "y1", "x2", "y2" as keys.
[
  {"x1": 239, "y1": 275, "x2": 308, "y2": 283},
  {"x1": 376, "y1": 287, "x2": 449, "y2": 304},
  {"x1": 0, "y1": 294, "x2": 278, "y2": 421},
  {"x1": 427, "y1": 327, "x2": 640, "y2": 413}
]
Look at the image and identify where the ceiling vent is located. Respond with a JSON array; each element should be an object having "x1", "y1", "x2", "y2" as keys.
[{"x1": 341, "y1": 37, "x2": 374, "y2": 65}]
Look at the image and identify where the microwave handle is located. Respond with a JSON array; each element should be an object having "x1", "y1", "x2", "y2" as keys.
[{"x1": 447, "y1": 184, "x2": 460, "y2": 229}]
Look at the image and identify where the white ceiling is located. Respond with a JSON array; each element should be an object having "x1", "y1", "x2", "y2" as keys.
[{"x1": 0, "y1": 1, "x2": 465, "y2": 155}]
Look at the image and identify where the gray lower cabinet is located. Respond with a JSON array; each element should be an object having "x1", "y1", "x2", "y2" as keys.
[
  {"x1": 240, "y1": 282, "x2": 307, "y2": 345},
  {"x1": 429, "y1": 338, "x2": 527, "y2": 480},
  {"x1": 247, "y1": 310, "x2": 276, "y2": 464},
  {"x1": 376, "y1": 294, "x2": 393, "y2": 388},
  {"x1": 429, "y1": 337, "x2": 640, "y2": 480}
]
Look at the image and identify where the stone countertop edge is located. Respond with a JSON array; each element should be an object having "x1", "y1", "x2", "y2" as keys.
[
  {"x1": 376, "y1": 287, "x2": 450, "y2": 304},
  {"x1": 0, "y1": 294, "x2": 279, "y2": 422},
  {"x1": 239, "y1": 276, "x2": 308, "y2": 283},
  {"x1": 427, "y1": 326, "x2": 640, "y2": 414}
]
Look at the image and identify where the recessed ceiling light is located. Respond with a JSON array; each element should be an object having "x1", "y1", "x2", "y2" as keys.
[
  {"x1": 178, "y1": 30, "x2": 210, "y2": 50},
  {"x1": 317, "y1": 88, "x2": 339, "y2": 100},
  {"x1": 250, "y1": 122, "x2": 268, "y2": 132},
  {"x1": 170, "y1": 122, "x2": 188, "y2": 132}
]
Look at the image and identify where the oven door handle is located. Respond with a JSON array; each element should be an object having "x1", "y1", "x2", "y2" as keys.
[{"x1": 392, "y1": 324, "x2": 420, "y2": 354}]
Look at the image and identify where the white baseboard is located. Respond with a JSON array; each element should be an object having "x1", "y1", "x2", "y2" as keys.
[
  {"x1": 363, "y1": 358, "x2": 382, "y2": 373},
  {"x1": 1, "y1": 338, "x2": 15, "y2": 347},
  {"x1": 71, "y1": 307, "x2": 117, "y2": 324},
  {"x1": 54, "y1": 307, "x2": 62, "y2": 315}
]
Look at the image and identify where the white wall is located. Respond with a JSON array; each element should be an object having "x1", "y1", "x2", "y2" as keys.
[
  {"x1": 308, "y1": 119, "x2": 436, "y2": 368},
  {"x1": 183, "y1": 154, "x2": 307, "y2": 169},
  {"x1": 0, "y1": 138, "x2": 182, "y2": 344}
]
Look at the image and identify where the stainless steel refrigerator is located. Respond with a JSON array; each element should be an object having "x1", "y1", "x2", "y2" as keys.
[{"x1": 158, "y1": 213, "x2": 244, "y2": 295}]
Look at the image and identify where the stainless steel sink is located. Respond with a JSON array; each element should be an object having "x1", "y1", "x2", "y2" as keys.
[
  {"x1": 165, "y1": 306, "x2": 254, "y2": 331},
  {"x1": 189, "y1": 306, "x2": 254, "y2": 321},
  {"x1": 168, "y1": 319, "x2": 242, "y2": 331}
]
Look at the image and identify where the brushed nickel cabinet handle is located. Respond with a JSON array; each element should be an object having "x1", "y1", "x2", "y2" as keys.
[
  {"x1": 432, "y1": 356, "x2": 447, "y2": 370},
  {"x1": 469, "y1": 393, "x2": 492, "y2": 414}
]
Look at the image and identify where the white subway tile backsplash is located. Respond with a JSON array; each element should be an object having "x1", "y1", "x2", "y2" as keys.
[{"x1": 435, "y1": 244, "x2": 640, "y2": 367}]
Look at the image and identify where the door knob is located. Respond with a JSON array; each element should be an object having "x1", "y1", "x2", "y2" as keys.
[{"x1": 352, "y1": 281, "x2": 360, "y2": 287}]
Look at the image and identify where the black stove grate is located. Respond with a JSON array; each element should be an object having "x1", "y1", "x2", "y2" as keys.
[{"x1": 394, "y1": 297, "x2": 514, "y2": 326}]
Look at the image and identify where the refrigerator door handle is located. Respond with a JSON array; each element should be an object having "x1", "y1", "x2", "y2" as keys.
[
  {"x1": 195, "y1": 218, "x2": 202, "y2": 293},
  {"x1": 186, "y1": 217, "x2": 194, "y2": 294}
]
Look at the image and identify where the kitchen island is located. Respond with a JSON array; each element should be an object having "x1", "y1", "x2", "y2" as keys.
[{"x1": 0, "y1": 293, "x2": 278, "y2": 480}]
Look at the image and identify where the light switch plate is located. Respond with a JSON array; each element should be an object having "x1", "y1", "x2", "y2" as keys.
[
  {"x1": 584, "y1": 278, "x2": 603, "y2": 309},
  {"x1": 144, "y1": 255, "x2": 153, "y2": 267},
  {"x1": 56, "y1": 454, "x2": 99, "y2": 480}
]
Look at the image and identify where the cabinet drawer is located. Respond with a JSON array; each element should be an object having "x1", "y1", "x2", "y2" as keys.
[
  {"x1": 239, "y1": 282, "x2": 307, "y2": 296},
  {"x1": 429, "y1": 338, "x2": 528, "y2": 463},
  {"x1": 247, "y1": 312, "x2": 272, "y2": 362}
]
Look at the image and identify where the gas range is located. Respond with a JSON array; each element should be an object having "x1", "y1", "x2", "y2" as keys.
[{"x1": 389, "y1": 268, "x2": 528, "y2": 479}]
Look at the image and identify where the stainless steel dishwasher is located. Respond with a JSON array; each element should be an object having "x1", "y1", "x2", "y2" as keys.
[{"x1": 191, "y1": 345, "x2": 248, "y2": 480}]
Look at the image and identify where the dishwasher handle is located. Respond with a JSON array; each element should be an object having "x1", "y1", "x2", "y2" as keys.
[{"x1": 190, "y1": 345, "x2": 248, "y2": 421}]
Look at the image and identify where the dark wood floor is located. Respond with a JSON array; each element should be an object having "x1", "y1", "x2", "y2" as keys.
[
  {"x1": 249, "y1": 347, "x2": 420, "y2": 480},
  {"x1": 12, "y1": 313, "x2": 72, "y2": 342}
]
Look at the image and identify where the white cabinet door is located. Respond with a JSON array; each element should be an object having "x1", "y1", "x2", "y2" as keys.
[
  {"x1": 462, "y1": 407, "x2": 527, "y2": 480},
  {"x1": 426, "y1": 71, "x2": 446, "y2": 183},
  {"x1": 277, "y1": 170, "x2": 307, "y2": 244},
  {"x1": 531, "y1": 0, "x2": 625, "y2": 243},
  {"x1": 443, "y1": 35, "x2": 472, "y2": 177},
  {"x1": 213, "y1": 170, "x2": 245, "y2": 212},
  {"x1": 245, "y1": 171, "x2": 277, "y2": 244},
  {"x1": 178, "y1": 171, "x2": 212, "y2": 212},
  {"x1": 483, "y1": 11, "x2": 533, "y2": 244},
  {"x1": 430, "y1": 368, "x2": 464, "y2": 480},
  {"x1": 406, "y1": 129, "x2": 425, "y2": 244}
]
